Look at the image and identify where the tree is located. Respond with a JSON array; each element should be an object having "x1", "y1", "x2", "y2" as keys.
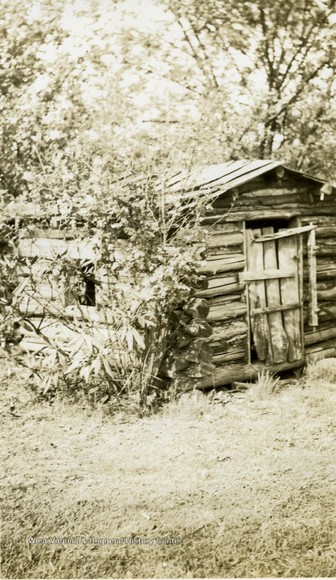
[
  {"x1": 0, "y1": 0, "x2": 67, "y2": 197},
  {"x1": 160, "y1": 0, "x2": 336, "y2": 178}
]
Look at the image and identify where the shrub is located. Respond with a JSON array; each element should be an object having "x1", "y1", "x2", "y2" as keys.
[{"x1": 1, "y1": 165, "x2": 208, "y2": 413}]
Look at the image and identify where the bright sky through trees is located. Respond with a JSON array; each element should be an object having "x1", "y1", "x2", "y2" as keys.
[{"x1": 0, "y1": 0, "x2": 335, "y2": 205}]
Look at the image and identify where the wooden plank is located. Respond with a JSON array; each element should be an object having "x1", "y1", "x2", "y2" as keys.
[
  {"x1": 205, "y1": 253, "x2": 244, "y2": 263},
  {"x1": 305, "y1": 338, "x2": 336, "y2": 354},
  {"x1": 209, "y1": 294, "x2": 243, "y2": 307},
  {"x1": 18, "y1": 237, "x2": 101, "y2": 260},
  {"x1": 207, "y1": 303, "x2": 247, "y2": 322},
  {"x1": 243, "y1": 221, "x2": 251, "y2": 364},
  {"x1": 262, "y1": 226, "x2": 287, "y2": 364},
  {"x1": 194, "y1": 281, "x2": 243, "y2": 298},
  {"x1": 316, "y1": 226, "x2": 336, "y2": 237},
  {"x1": 195, "y1": 274, "x2": 238, "y2": 289},
  {"x1": 207, "y1": 232, "x2": 244, "y2": 248},
  {"x1": 278, "y1": 235, "x2": 303, "y2": 361},
  {"x1": 306, "y1": 347, "x2": 336, "y2": 362},
  {"x1": 254, "y1": 224, "x2": 316, "y2": 242},
  {"x1": 294, "y1": 216, "x2": 305, "y2": 366},
  {"x1": 317, "y1": 280, "x2": 336, "y2": 291},
  {"x1": 196, "y1": 358, "x2": 305, "y2": 388},
  {"x1": 315, "y1": 268, "x2": 336, "y2": 280},
  {"x1": 305, "y1": 326, "x2": 336, "y2": 346},
  {"x1": 251, "y1": 302, "x2": 300, "y2": 316},
  {"x1": 262, "y1": 223, "x2": 290, "y2": 364},
  {"x1": 239, "y1": 187, "x2": 313, "y2": 198},
  {"x1": 318, "y1": 303, "x2": 336, "y2": 320},
  {"x1": 240, "y1": 268, "x2": 295, "y2": 282},
  {"x1": 19, "y1": 228, "x2": 78, "y2": 240},
  {"x1": 210, "y1": 336, "x2": 246, "y2": 356},
  {"x1": 302, "y1": 216, "x2": 336, "y2": 225},
  {"x1": 203, "y1": 222, "x2": 243, "y2": 233},
  {"x1": 308, "y1": 228, "x2": 318, "y2": 326},
  {"x1": 206, "y1": 245, "x2": 243, "y2": 256},
  {"x1": 212, "y1": 351, "x2": 246, "y2": 364},
  {"x1": 315, "y1": 237, "x2": 336, "y2": 246},
  {"x1": 317, "y1": 287, "x2": 336, "y2": 301},
  {"x1": 315, "y1": 246, "x2": 336, "y2": 256},
  {"x1": 217, "y1": 194, "x2": 310, "y2": 207},
  {"x1": 246, "y1": 228, "x2": 271, "y2": 363},
  {"x1": 204, "y1": 208, "x2": 336, "y2": 223},
  {"x1": 200, "y1": 255, "x2": 245, "y2": 274},
  {"x1": 208, "y1": 321, "x2": 248, "y2": 343}
]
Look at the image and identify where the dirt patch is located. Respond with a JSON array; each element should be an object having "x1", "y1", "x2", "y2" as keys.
[{"x1": 1, "y1": 362, "x2": 336, "y2": 578}]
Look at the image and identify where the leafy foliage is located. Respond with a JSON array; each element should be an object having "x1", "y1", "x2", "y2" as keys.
[
  {"x1": 1, "y1": 0, "x2": 335, "y2": 410},
  {"x1": 1, "y1": 163, "x2": 207, "y2": 410}
]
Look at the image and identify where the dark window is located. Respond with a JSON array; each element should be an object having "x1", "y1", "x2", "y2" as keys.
[{"x1": 79, "y1": 263, "x2": 96, "y2": 306}]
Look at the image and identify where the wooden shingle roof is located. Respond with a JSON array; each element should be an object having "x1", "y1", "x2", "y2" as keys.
[{"x1": 166, "y1": 159, "x2": 333, "y2": 200}]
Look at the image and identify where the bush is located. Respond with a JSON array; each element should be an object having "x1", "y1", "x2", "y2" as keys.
[{"x1": 1, "y1": 165, "x2": 208, "y2": 413}]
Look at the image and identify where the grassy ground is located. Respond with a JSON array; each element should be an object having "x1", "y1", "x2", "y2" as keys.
[{"x1": 1, "y1": 357, "x2": 336, "y2": 578}]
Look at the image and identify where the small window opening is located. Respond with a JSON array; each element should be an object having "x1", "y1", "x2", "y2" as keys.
[{"x1": 79, "y1": 263, "x2": 96, "y2": 306}]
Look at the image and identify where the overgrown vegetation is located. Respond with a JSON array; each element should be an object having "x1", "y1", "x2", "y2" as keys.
[{"x1": 0, "y1": 171, "x2": 209, "y2": 410}]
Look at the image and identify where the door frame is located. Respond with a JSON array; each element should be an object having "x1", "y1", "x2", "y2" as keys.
[{"x1": 242, "y1": 218, "x2": 316, "y2": 365}]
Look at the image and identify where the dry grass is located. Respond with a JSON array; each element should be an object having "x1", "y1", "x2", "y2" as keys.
[
  {"x1": 1, "y1": 356, "x2": 336, "y2": 578},
  {"x1": 305, "y1": 356, "x2": 336, "y2": 384},
  {"x1": 246, "y1": 369, "x2": 281, "y2": 400}
]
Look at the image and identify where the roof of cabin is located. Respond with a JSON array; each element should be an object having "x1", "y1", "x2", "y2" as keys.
[
  {"x1": 4, "y1": 159, "x2": 334, "y2": 218},
  {"x1": 166, "y1": 159, "x2": 333, "y2": 199}
]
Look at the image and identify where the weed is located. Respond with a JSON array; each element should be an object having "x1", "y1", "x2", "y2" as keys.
[
  {"x1": 304, "y1": 357, "x2": 336, "y2": 385},
  {"x1": 247, "y1": 370, "x2": 281, "y2": 400}
]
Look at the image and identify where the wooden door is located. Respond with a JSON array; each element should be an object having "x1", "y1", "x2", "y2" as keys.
[{"x1": 243, "y1": 225, "x2": 308, "y2": 364}]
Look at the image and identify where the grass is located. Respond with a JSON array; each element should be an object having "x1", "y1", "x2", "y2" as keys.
[
  {"x1": 1, "y1": 355, "x2": 336, "y2": 578},
  {"x1": 246, "y1": 369, "x2": 281, "y2": 400}
]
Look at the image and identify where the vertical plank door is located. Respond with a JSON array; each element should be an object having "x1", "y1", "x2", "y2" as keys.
[
  {"x1": 262, "y1": 227, "x2": 289, "y2": 363},
  {"x1": 245, "y1": 229, "x2": 272, "y2": 363},
  {"x1": 245, "y1": 226, "x2": 308, "y2": 364},
  {"x1": 278, "y1": 235, "x2": 303, "y2": 361}
]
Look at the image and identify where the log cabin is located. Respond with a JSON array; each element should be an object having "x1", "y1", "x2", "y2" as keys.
[
  {"x1": 164, "y1": 159, "x2": 336, "y2": 388},
  {"x1": 4, "y1": 159, "x2": 336, "y2": 389}
]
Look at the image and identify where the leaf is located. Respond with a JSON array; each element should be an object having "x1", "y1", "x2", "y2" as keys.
[
  {"x1": 84, "y1": 335, "x2": 93, "y2": 358},
  {"x1": 91, "y1": 356, "x2": 102, "y2": 376},
  {"x1": 131, "y1": 327, "x2": 145, "y2": 350},
  {"x1": 68, "y1": 336, "x2": 85, "y2": 358},
  {"x1": 64, "y1": 358, "x2": 82, "y2": 375},
  {"x1": 53, "y1": 372, "x2": 59, "y2": 390},
  {"x1": 40, "y1": 374, "x2": 53, "y2": 394},
  {"x1": 80, "y1": 366, "x2": 91, "y2": 382},
  {"x1": 126, "y1": 328, "x2": 134, "y2": 351},
  {"x1": 102, "y1": 357, "x2": 115, "y2": 379}
]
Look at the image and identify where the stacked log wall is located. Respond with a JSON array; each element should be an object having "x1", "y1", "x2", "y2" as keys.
[
  {"x1": 301, "y1": 216, "x2": 336, "y2": 360},
  {"x1": 194, "y1": 221, "x2": 249, "y2": 368}
]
